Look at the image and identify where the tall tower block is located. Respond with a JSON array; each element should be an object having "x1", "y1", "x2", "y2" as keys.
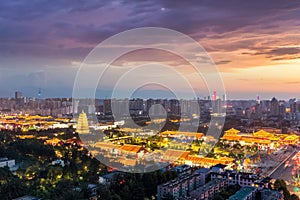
[
  {"x1": 213, "y1": 91, "x2": 217, "y2": 101},
  {"x1": 257, "y1": 95, "x2": 260, "y2": 105}
]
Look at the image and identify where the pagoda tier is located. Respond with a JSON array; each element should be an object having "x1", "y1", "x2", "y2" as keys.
[{"x1": 76, "y1": 111, "x2": 90, "y2": 134}]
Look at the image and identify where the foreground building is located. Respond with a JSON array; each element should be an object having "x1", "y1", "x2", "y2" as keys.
[
  {"x1": 211, "y1": 169, "x2": 270, "y2": 189},
  {"x1": 13, "y1": 196, "x2": 41, "y2": 200},
  {"x1": 157, "y1": 173, "x2": 202, "y2": 200},
  {"x1": 189, "y1": 179, "x2": 228, "y2": 200},
  {"x1": 228, "y1": 186, "x2": 257, "y2": 200},
  {"x1": 157, "y1": 163, "x2": 279, "y2": 200},
  {"x1": 158, "y1": 165, "x2": 223, "y2": 200},
  {"x1": 0, "y1": 157, "x2": 16, "y2": 171}
]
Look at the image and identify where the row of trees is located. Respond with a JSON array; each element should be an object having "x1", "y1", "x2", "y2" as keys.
[
  {"x1": 0, "y1": 129, "x2": 180, "y2": 199},
  {"x1": 99, "y1": 170, "x2": 178, "y2": 200},
  {"x1": 274, "y1": 179, "x2": 299, "y2": 200},
  {"x1": 0, "y1": 129, "x2": 105, "y2": 199}
]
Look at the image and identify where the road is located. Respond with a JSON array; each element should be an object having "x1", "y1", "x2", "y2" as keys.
[
  {"x1": 269, "y1": 148, "x2": 300, "y2": 195},
  {"x1": 269, "y1": 149, "x2": 298, "y2": 179}
]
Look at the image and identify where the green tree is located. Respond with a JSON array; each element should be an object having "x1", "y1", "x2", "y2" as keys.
[
  {"x1": 161, "y1": 193, "x2": 173, "y2": 200},
  {"x1": 273, "y1": 179, "x2": 299, "y2": 200},
  {"x1": 132, "y1": 182, "x2": 145, "y2": 200},
  {"x1": 290, "y1": 194, "x2": 300, "y2": 200},
  {"x1": 274, "y1": 179, "x2": 286, "y2": 190},
  {"x1": 0, "y1": 167, "x2": 29, "y2": 199},
  {"x1": 111, "y1": 194, "x2": 122, "y2": 200},
  {"x1": 213, "y1": 194, "x2": 225, "y2": 200}
]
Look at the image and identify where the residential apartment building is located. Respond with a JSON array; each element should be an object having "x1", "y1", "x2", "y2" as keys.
[
  {"x1": 157, "y1": 173, "x2": 201, "y2": 200},
  {"x1": 188, "y1": 179, "x2": 228, "y2": 200},
  {"x1": 228, "y1": 186, "x2": 257, "y2": 200}
]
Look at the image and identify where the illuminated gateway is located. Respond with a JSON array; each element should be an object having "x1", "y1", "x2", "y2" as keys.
[{"x1": 76, "y1": 111, "x2": 90, "y2": 134}]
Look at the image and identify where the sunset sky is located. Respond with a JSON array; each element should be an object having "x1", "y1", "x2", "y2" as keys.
[{"x1": 0, "y1": 1, "x2": 300, "y2": 100}]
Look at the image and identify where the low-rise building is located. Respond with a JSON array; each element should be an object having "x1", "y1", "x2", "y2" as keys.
[
  {"x1": 0, "y1": 157, "x2": 16, "y2": 170},
  {"x1": 172, "y1": 164, "x2": 192, "y2": 177},
  {"x1": 211, "y1": 170, "x2": 269, "y2": 189},
  {"x1": 193, "y1": 168, "x2": 211, "y2": 186},
  {"x1": 99, "y1": 171, "x2": 122, "y2": 186},
  {"x1": 13, "y1": 196, "x2": 41, "y2": 200},
  {"x1": 189, "y1": 179, "x2": 228, "y2": 200},
  {"x1": 228, "y1": 186, "x2": 257, "y2": 200},
  {"x1": 157, "y1": 173, "x2": 201, "y2": 200}
]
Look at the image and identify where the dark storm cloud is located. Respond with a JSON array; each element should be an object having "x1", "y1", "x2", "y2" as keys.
[
  {"x1": 0, "y1": 0, "x2": 116, "y2": 59},
  {"x1": 121, "y1": 0, "x2": 300, "y2": 35},
  {"x1": 0, "y1": 0, "x2": 108, "y2": 20},
  {"x1": 0, "y1": 0, "x2": 300, "y2": 62}
]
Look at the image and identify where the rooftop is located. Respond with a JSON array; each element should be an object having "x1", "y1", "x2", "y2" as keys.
[
  {"x1": 194, "y1": 168, "x2": 210, "y2": 174},
  {"x1": 163, "y1": 149, "x2": 190, "y2": 160},
  {"x1": 119, "y1": 144, "x2": 143, "y2": 153},
  {"x1": 13, "y1": 196, "x2": 41, "y2": 200},
  {"x1": 228, "y1": 187, "x2": 256, "y2": 200}
]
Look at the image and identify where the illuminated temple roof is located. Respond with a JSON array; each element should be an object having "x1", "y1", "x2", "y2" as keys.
[
  {"x1": 119, "y1": 144, "x2": 143, "y2": 153},
  {"x1": 186, "y1": 155, "x2": 234, "y2": 165},
  {"x1": 241, "y1": 136, "x2": 271, "y2": 144},
  {"x1": 253, "y1": 130, "x2": 274, "y2": 138},
  {"x1": 95, "y1": 142, "x2": 120, "y2": 149},
  {"x1": 160, "y1": 131, "x2": 204, "y2": 139},
  {"x1": 224, "y1": 128, "x2": 240, "y2": 135},
  {"x1": 222, "y1": 135, "x2": 242, "y2": 141},
  {"x1": 222, "y1": 128, "x2": 300, "y2": 145},
  {"x1": 283, "y1": 135, "x2": 300, "y2": 142},
  {"x1": 163, "y1": 149, "x2": 190, "y2": 160}
]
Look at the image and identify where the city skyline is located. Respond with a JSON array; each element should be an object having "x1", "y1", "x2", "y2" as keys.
[
  {"x1": 2, "y1": 90, "x2": 300, "y2": 101},
  {"x1": 0, "y1": 1, "x2": 300, "y2": 99}
]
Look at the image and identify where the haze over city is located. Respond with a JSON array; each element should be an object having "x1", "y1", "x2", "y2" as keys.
[{"x1": 0, "y1": 1, "x2": 300, "y2": 99}]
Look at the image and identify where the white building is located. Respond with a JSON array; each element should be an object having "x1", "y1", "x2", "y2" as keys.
[{"x1": 0, "y1": 158, "x2": 16, "y2": 170}]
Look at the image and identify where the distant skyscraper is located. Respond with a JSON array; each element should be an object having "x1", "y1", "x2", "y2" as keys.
[
  {"x1": 289, "y1": 98, "x2": 297, "y2": 113},
  {"x1": 257, "y1": 95, "x2": 260, "y2": 105},
  {"x1": 270, "y1": 97, "x2": 279, "y2": 116},
  {"x1": 213, "y1": 91, "x2": 217, "y2": 101},
  {"x1": 222, "y1": 94, "x2": 226, "y2": 101},
  {"x1": 76, "y1": 111, "x2": 90, "y2": 134},
  {"x1": 103, "y1": 99, "x2": 112, "y2": 114},
  {"x1": 15, "y1": 91, "x2": 22, "y2": 99}
]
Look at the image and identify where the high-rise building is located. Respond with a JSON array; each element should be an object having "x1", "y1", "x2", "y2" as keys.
[
  {"x1": 270, "y1": 97, "x2": 279, "y2": 116},
  {"x1": 222, "y1": 94, "x2": 226, "y2": 101},
  {"x1": 257, "y1": 95, "x2": 260, "y2": 105},
  {"x1": 213, "y1": 91, "x2": 217, "y2": 101},
  {"x1": 76, "y1": 111, "x2": 90, "y2": 134},
  {"x1": 289, "y1": 98, "x2": 297, "y2": 113},
  {"x1": 15, "y1": 91, "x2": 23, "y2": 99},
  {"x1": 279, "y1": 101, "x2": 286, "y2": 117},
  {"x1": 103, "y1": 99, "x2": 112, "y2": 114}
]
